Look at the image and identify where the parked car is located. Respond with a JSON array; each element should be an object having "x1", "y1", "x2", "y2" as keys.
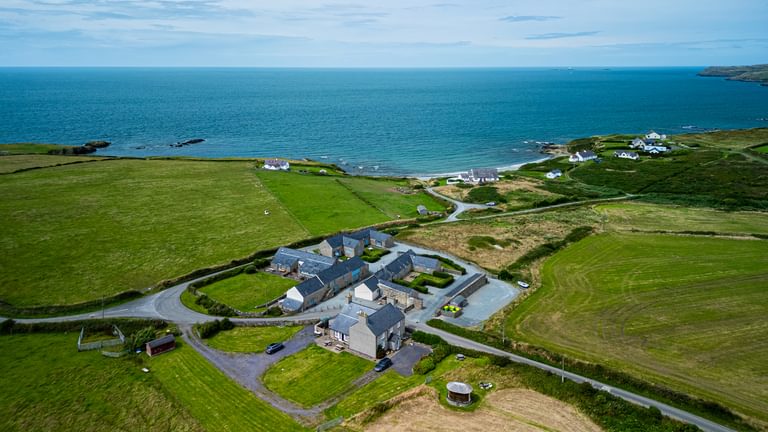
[
  {"x1": 265, "y1": 342, "x2": 285, "y2": 354},
  {"x1": 517, "y1": 281, "x2": 530, "y2": 289},
  {"x1": 374, "y1": 357, "x2": 393, "y2": 372},
  {"x1": 485, "y1": 201, "x2": 497, "y2": 207}
]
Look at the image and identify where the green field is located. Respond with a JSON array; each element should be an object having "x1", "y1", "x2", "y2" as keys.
[
  {"x1": 200, "y1": 272, "x2": 296, "y2": 311},
  {"x1": 597, "y1": 202, "x2": 768, "y2": 235},
  {"x1": 262, "y1": 345, "x2": 372, "y2": 407},
  {"x1": 755, "y1": 144, "x2": 768, "y2": 154},
  {"x1": 255, "y1": 170, "x2": 445, "y2": 234},
  {"x1": 674, "y1": 127, "x2": 768, "y2": 149},
  {"x1": 206, "y1": 325, "x2": 303, "y2": 353},
  {"x1": 0, "y1": 159, "x2": 307, "y2": 308},
  {"x1": 0, "y1": 333, "x2": 203, "y2": 432},
  {"x1": 149, "y1": 341, "x2": 306, "y2": 431},
  {"x1": 0, "y1": 154, "x2": 103, "y2": 173},
  {"x1": 507, "y1": 233, "x2": 768, "y2": 423},
  {"x1": 0, "y1": 143, "x2": 77, "y2": 155}
]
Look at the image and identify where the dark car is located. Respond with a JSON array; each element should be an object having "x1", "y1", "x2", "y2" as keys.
[
  {"x1": 374, "y1": 357, "x2": 393, "y2": 372},
  {"x1": 265, "y1": 342, "x2": 285, "y2": 355}
]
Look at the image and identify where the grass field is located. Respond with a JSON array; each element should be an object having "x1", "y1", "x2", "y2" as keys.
[
  {"x1": 205, "y1": 325, "x2": 303, "y2": 353},
  {"x1": 199, "y1": 272, "x2": 296, "y2": 311},
  {"x1": 0, "y1": 159, "x2": 307, "y2": 308},
  {"x1": 0, "y1": 154, "x2": 103, "y2": 173},
  {"x1": 754, "y1": 144, "x2": 768, "y2": 153},
  {"x1": 255, "y1": 170, "x2": 445, "y2": 235},
  {"x1": 0, "y1": 143, "x2": 77, "y2": 154},
  {"x1": 597, "y1": 202, "x2": 768, "y2": 235},
  {"x1": 674, "y1": 127, "x2": 768, "y2": 149},
  {"x1": 262, "y1": 345, "x2": 372, "y2": 407},
  {"x1": 0, "y1": 333, "x2": 203, "y2": 432},
  {"x1": 150, "y1": 342, "x2": 307, "y2": 431},
  {"x1": 506, "y1": 232, "x2": 768, "y2": 423}
]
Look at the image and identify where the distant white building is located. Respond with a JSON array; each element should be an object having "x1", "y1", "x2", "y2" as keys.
[
  {"x1": 545, "y1": 169, "x2": 563, "y2": 179},
  {"x1": 630, "y1": 138, "x2": 645, "y2": 149},
  {"x1": 569, "y1": 150, "x2": 598, "y2": 163},
  {"x1": 614, "y1": 150, "x2": 639, "y2": 160},
  {"x1": 459, "y1": 168, "x2": 499, "y2": 183},
  {"x1": 642, "y1": 143, "x2": 669, "y2": 153},
  {"x1": 645, "y1": 131, "x2": 667, "y2": 140},
  {"x1": 263, "y1": 159, "x2": 290, "y2": 171}
]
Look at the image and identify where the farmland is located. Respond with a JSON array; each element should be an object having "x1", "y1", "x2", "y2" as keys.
[
  {"x1": 0, "y1": 158, "x2": 445, "y2": 311},
  {"x1": 673, "y1": 127, "x2": 768, "y2": 149},
  {"x1": 0, "y1": 159, "x2": 307, "y2": 308},
  {"x1": 199, "y1": 272, "x2": 296, "y2": 311},
  {"x1": 0, "y1": 333, "x2": 202, "y2": 432},
  {"x1": 0, "y1": 154, "x2": 103, "y2": 173},
  {"x1": 506, "y1": 232, "x2": 768, "y2": 423},
  {"x1": 262, "y1": 345, "x2": 372, "y2": 407},
  {"x1": 205, "y1": 325, "x2": 303, "y2": 353}
]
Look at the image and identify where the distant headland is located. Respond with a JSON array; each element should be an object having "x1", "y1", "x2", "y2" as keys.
[{"x1": 698, "y1": 64, "x2": 768, "y2": 86}]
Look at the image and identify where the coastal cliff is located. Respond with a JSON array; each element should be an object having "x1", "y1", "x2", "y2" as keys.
[{"x1": 698, "y1": 64, "x2": 768, "y2": 86}]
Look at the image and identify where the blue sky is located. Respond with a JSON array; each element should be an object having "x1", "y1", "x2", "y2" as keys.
[{"x1": 1, "y1": 0, "x2": 766, "y2": 66}]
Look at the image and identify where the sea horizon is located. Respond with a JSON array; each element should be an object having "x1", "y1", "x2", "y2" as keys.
[{"x1": 1, "y1": 67, "x2": 766, "y2": 175}]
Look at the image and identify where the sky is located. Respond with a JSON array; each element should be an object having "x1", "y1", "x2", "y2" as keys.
[{"x1": 1, "y1": 0, "x2": 766, "y2": 67}]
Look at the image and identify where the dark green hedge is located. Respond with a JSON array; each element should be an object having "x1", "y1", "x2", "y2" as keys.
[{"x1": 0, "y1": 318, "x2": 167, "y2": 336}]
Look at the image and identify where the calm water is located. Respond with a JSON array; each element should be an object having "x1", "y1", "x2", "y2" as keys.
[{"x1": 1, "y1": 68, "x2": 766, "y2": 175}]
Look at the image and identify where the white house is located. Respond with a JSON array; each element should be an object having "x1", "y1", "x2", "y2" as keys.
[
  {"x1": 329, "y1": 301, "x2": 406, "y2": 358},
  {"x1": 630, "y1": 138, "x2": 645, "y2": 149},
  {"x1": 569, "y1": 150, "x2": 598, "y2": 163},
  {"x1": 459, "y1": 168, "x2": 499, "y2": 183},
  {"x1": 642, "y1": 143, "x2": 669, "y2": 153},
  {"x1": 645, "y1": 131, "x2": 667, "y2": 140},
  {"x1": 354, "y1": 278, "x2": 381, "y2": 301},
  {"x1": 263, "y1": 159, "x2": 290, "y2": 171},
  {"x1": 545, "y1": 169, "x2": 563, "y2": 179},
  {"x1": 614, "y1": 150, "x2": 639, "y2": 160}
]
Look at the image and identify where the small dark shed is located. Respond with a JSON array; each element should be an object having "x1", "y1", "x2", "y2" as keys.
[
  {"x1": 146, "y1": 334, "x2": 176, "y2": 357},
  {"x1": 446, "y1": 381, "x2": 473, "y2": 406}
]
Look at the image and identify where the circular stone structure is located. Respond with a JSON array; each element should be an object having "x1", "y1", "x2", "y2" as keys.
[{"x1": 446, "y1": 381, "x2": 473, "y2": 406}]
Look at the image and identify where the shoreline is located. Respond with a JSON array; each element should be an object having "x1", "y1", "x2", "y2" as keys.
[{"x1": 410, "y1": 156, "x2": 553, "y2": 180}]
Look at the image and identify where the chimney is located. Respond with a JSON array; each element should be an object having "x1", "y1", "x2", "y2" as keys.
[
  {"x1": 346, "y1": 292, "x2": 353, "y2": 304},
  {"x1": 357, "y1": 310, "x2": 368, "y2": 325}
]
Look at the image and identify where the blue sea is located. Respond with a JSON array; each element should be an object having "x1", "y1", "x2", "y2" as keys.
[{"x1": 1, "y1": 67, "x2": 766, "y2": 176}]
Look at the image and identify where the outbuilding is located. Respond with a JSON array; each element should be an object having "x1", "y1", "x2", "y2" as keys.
[
  {"x1": 146, "y1": 334, "x2": 176, "y2": 357},
  {"x1": 446, "y1": 381, "x2": 474, "y2": 406}
]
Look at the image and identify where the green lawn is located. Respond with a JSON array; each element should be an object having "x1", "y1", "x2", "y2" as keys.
[
  {"x1": 206, "y1": 325, "x2": 303, "y2": 353},
  {"x1": 754, "y1": 144, "x2": 768, "y2": 154},
  {"x1": 336, "y1": 177, "x2": 445, "y2": 218},
  {"x1": 150, "y1": 342, "x2": 306, "y2": 431},
  {"x1": 262, "y1": 345, "x2": 372, "y2": 407},
  {"x1": 597, "y1": 202, "x2": 768, "y2": 235},
  {"x1": 180, "y1": 290, "x2": 209, "y2": 315},
  {"x1": 0, "y1": 333, "x2": 202, "y2": 432},
  {"x1": 200, "y1": 272, "x2": 296, "y2": 311},
  {"x1": 0, "y1": 154, "x2": 103, "y2": 173},
  {"x1": 255, "y1": 170, "x2": 391, "y2": 234},
  {"x1": 0, "y1": 159, "x2": 308, "y2": 308},
  {"x1": 507, "y1": 232, "x2": 768, "y2": 423}
]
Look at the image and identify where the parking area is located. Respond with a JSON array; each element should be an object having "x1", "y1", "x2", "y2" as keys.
[
  {"x1": 442, "y1": 279, "x2": 520, "y2": 327},
  {"x1": 390, "y1": 343, "x2": 431, "y2": 376}
]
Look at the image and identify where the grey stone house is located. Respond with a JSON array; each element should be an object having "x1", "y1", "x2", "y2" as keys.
[
  {"x1": 318, "y1": 229, "x2": 394, "y2": 258},
  {"x1": 353, "y1": 276, "x2": 423, "y2": 311},
  {"x1": 375, "y1": 249, "x2": 442, "y2": 281},
  {"x1": 281, "y1": 257, "x2": 370, "y2": 312},
  {"x1": 329, "y1": 300, "x2": 405, "y2": 358},
  {"x1": 270, "y1": 247, "x2": 336, "y2": 278}
]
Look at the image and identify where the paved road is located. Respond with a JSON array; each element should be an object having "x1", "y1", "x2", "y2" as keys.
[
  {"x1": 425, "y1": 187, "x2": 487, "y2": 222},
  {"x1": 413, "y1": 323, "x2": 735, "y2": 432}
]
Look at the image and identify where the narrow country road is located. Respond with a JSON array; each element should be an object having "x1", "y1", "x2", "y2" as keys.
[{"x1": 425, "y1": 187, "x2": 487, "y2": 221}]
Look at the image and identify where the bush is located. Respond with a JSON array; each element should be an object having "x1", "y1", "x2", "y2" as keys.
[
  {"x1": 466, "y1": 186, "x2": 505, "y2": 204},
  {"x1": 244, "y1": 265, "x2": 257, "y2": 274},
  {"x1": 194, "y1": 319, "x2": 233, "y2": 339},
  {"x1": 412, "y1": 330, "x2": 444, "y2": 346},
  {"x1": 126, "y1": 326, "x2": 158, "y2": 352},
  {"x1": 413, "y1": 356, "x2": 436, "y2": 375},
  {"x1": 432, "y1": 271, "x2": 451, "y2": 279},
  {"x1": 264, "y1": 306, "x2": 283, "y2": 317},
  {"x1": 252, "y1": 258, "x2": 271, "y2": 269},
  {"x1": 2, "y1": 319, "x2": 167, "y2": 336},
  {"x1": 0, "y1": 319, "x2": 16, "y2": 335},
  {"x1": 456, "y1": 183, "x2": 474, "y2": 189}
]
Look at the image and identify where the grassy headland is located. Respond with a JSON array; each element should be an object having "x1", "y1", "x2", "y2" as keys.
[{"x1": 698, "y1": 64, "x2": 768, "y2": 86}]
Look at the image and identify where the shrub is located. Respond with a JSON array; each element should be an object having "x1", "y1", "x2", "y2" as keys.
[
  {"x1": 244, "y1": 265, "x2": 257, "y2": 274},
  {"x1": 456, "y1": 183, "x2": 474, "y2": 189},
  {"x1": 264, "y1": 306, "x2": 283, "y2": 317},
  {"x1": 194, "y1": 320, "x2": 232, "y2": 339},
  {"x1": 432, "y1": 271, "x2": 451, "y2": 279},
  {"x1": 412, "y1": 330, "x2": 444, "y2": 346},
  {"x1": 252, "y1": 258, "x2": 271, "y2": 268},
  {"x1": 126, "y1": 326, "x2": 158, "y2": 352},
  {"x1": 413, "y1": 356, "x2": 436, "y2": 375},
  {"x1": 0, "y1": 319, "x2": 16, "y2": 335},
  {"x1": 466, "y1": 186, "x2": 505, "y2": 204}
]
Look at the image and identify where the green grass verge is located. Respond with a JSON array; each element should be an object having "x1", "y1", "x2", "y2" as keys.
[
  {"x1": 205, "y1": 325, "x2": 303, "y2": 353},
  {"x1": 263, "y1": 345, "x2": 372, "y2": 407},
  {"x1": 753, "y1": 144, "x2": 768, "y2": 153},
  {"x1": 507, "y1": 232, "x2": 768, "y2": 425},
  {"x1": 150, "y1": 342, "x2": 306, "y2": 431},
  {"x1": 199, "y1": 272, "x2": 296, "y2": 311},
  {"x1": 0, "y1": 333, "x2": 203, "y2": 432},
  {"x1": 180, "y1": 290, "x2": 209, "y2": 315},
  {"x1": 0, "y1": 159, "x2": 308, "y2": 308}
]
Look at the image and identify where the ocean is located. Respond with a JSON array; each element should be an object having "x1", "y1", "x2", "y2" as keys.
[{"x1": 1, "y1": 67, "x2": 766, "y2": 176}]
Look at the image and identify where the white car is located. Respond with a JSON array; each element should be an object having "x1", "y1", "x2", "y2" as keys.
[{"x1": 517, "y1": 281, "x2": 530, "y2": 288}]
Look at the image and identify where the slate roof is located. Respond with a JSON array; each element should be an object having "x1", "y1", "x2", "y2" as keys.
[
  {"x1": 147, "y1": 334, "x2": 175, "y2": 349},
  {"x1": 368, "y1": 229, "x2": 392, "y2": 243},
  {"x1": 469, "y1": 168, "x2": 499, "y2": 180},
  {"x1": 357, "y1": 276, "x2": 381, "y2": 294},
  {"x1": 377, "y1": 278, "x2": 417, "y2": 296},
  {"x1": 616, "y1": 151, "x2": 639, "y2": 158},
  {"x1": 343, "y1": 236, "x2": 362, "y2": 248},
  {"x1": 366, "y1": 304, "x2": 405, "y2": 336},
  {"x1": 281, "y1": 297, "x2": 304, "y2": 312},
  {"x1": 411, "y1": 254, "x2": 440, "y2": 271},
  {"x1": 264, "y1": 159, "x2": 289, "y2": 167},
  {"x1": 316, "y1": 257, "x2": 367, "y2": 284},
  {"x1": 376, "y1": 250, "x2": 415, "y2": 280},
  {"x1": 272, "y1": 247, "x2": 336, "y2": 276},
  {"x1": 293, "y1": 276, "x2": 326, "y2": 297},
  {"x1": 577, "y1": 150, "x2": 597, "y2": 158},
  {"x1": 549, "y1": 169, "x2": 562, "y2": 175},
  {"x1": 323, "y1": 234, "x2": 344, "y2": 249},
  {"x1": 329, "y1": 302, "x2": 377, "y2": 335}
]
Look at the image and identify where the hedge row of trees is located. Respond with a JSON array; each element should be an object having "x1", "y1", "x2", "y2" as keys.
[{"x1": 194, "y1": 318, "x2": 234, "y2": 339}]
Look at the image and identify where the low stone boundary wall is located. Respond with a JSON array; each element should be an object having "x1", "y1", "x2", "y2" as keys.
[{"x1": 77, "y1": 325, "x2": 126, "y2": 352}]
